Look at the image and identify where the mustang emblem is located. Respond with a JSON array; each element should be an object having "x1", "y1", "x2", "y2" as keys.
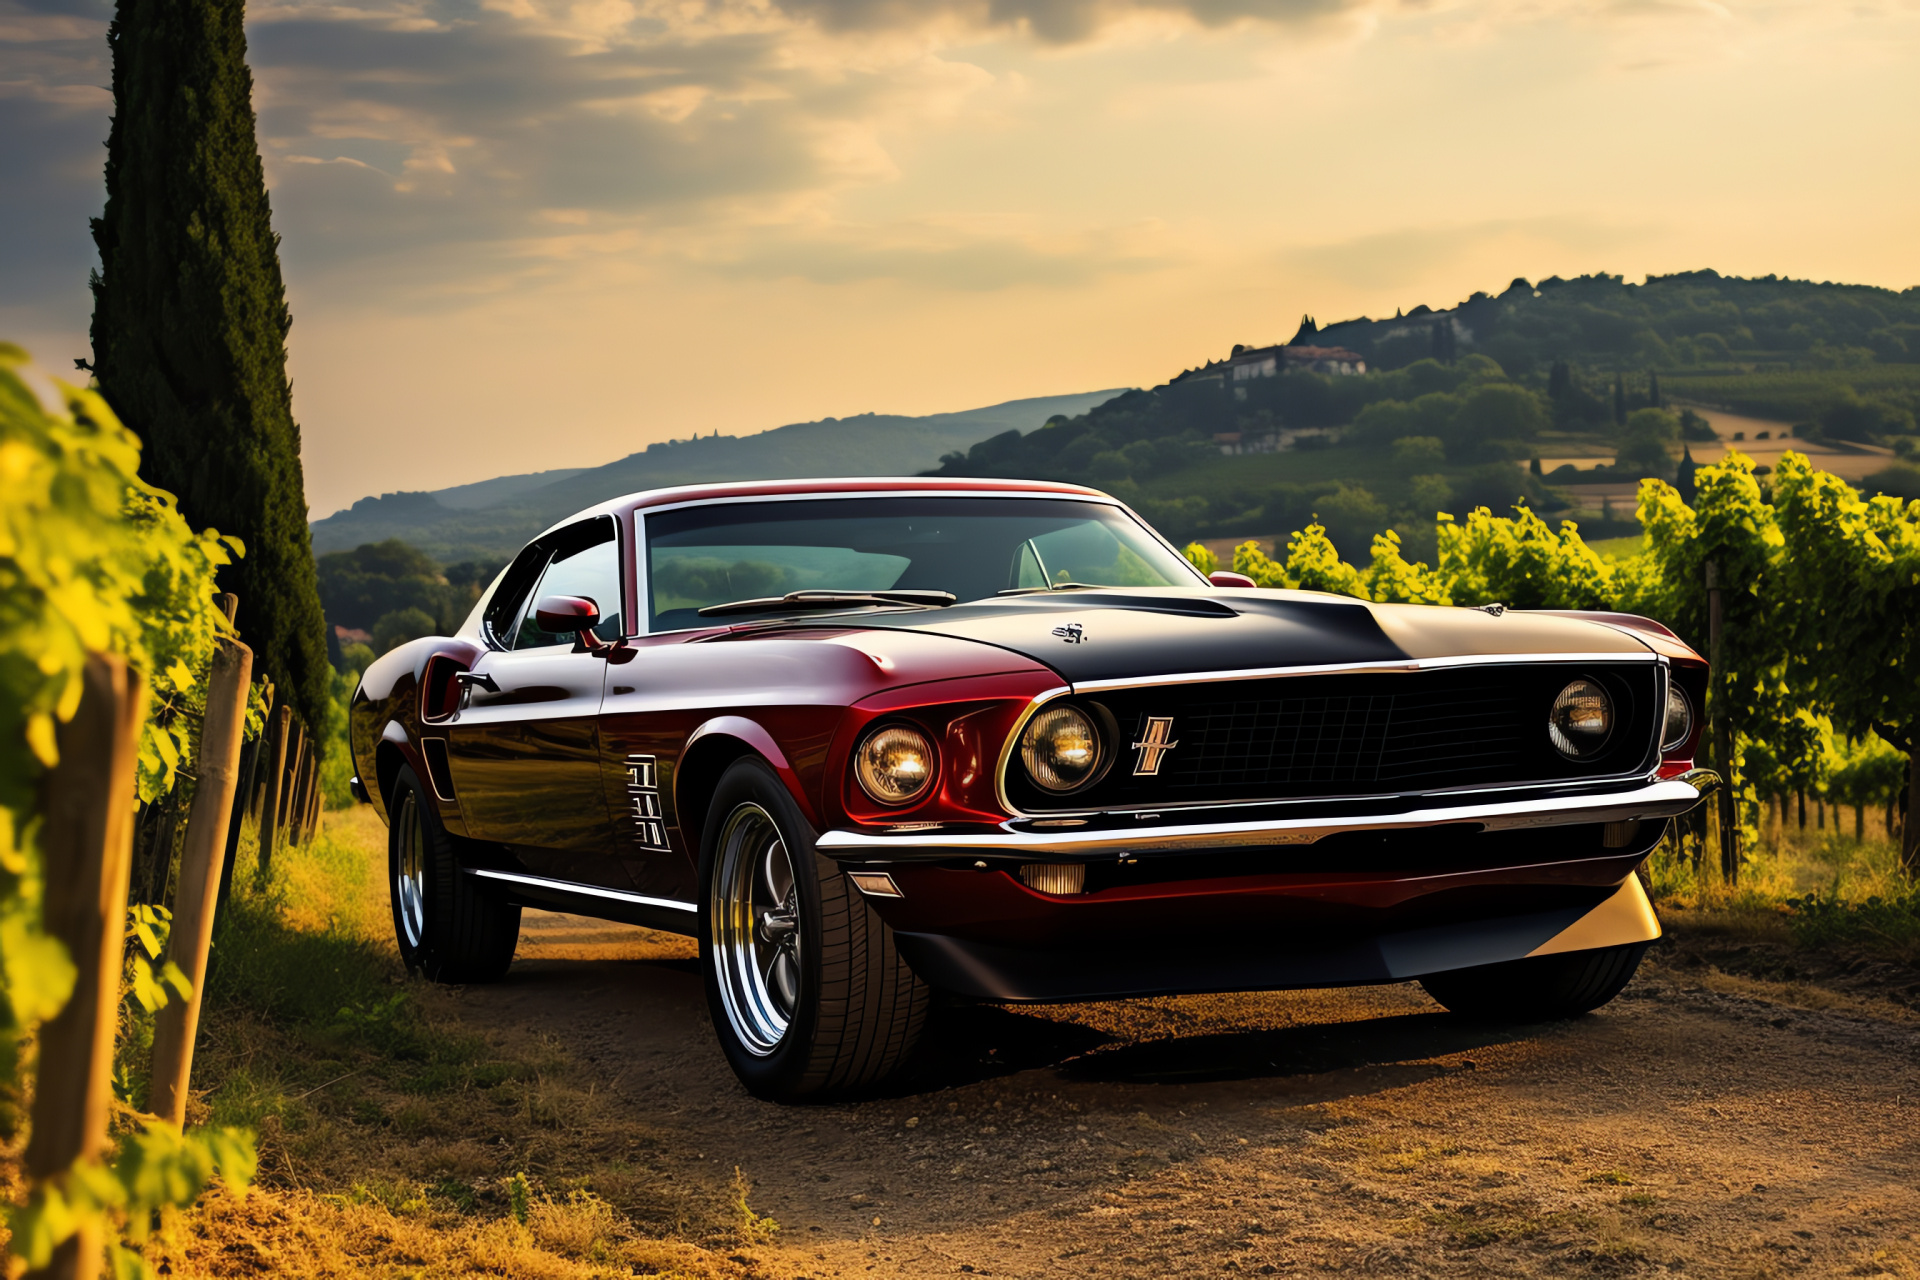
[
  {"x1": 1051, "y1": 622, "x2": 1087, "y2": 644},
  {"x1": 1131, "y1": 717, "x2": 1179, "y2": 775}
]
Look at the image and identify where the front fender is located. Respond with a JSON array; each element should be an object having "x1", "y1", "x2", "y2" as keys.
[{"x1": 680, "y1": 715, "x2": 817, "y2": 828}]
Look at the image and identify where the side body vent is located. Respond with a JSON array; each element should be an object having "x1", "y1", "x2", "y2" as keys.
[{"x1": 421, "y1": 738, "x2": 457, "y2": 801}]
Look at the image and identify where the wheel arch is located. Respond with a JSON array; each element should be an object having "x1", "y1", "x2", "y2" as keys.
[
  {"x1": 675, "y1": 717, "x2": 819, "y2": 862},
  {"x1": 374, "y1": 720, "x2": 417, "y2": 815}
]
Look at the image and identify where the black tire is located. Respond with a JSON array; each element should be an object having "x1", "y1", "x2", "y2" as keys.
[
  {"x1": 1419, "y1": 942, "x2": 1649, "y2": 1022},
  {"x1": 698, "y1": 757, "x2": 930, "y2": 1100},
  {"x1": 388, "y1": 764, "x2": 520, "y2": 983}
]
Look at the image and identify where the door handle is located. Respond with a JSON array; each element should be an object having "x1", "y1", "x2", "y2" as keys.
[{"x1": 454, "y1": 670, "x2": 501, "y2": 694}]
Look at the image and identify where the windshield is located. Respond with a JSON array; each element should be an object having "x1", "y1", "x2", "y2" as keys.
[{"x1": 643, "y1": 496, "x2": 1201, "y2": 631}]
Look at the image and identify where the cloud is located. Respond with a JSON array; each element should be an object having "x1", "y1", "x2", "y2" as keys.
[
  {"x1": 0, "y1": 0, "x2": 113, "y2": 314},
  {"x1": 692, "y1": 217, "x2": 1177, "y2": 287},
  {"x1": 768, "y1": 0, "x2": 1363, "y2": 44},
  {"x1": 0, "y1": 0, "x2": 1885, "y2": 328},
  {"x1": 234, "y1": 2, "x2": 1012, "y2": 295}
]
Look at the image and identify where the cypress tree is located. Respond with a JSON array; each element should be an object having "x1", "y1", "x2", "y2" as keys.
[
  {"x1": 1613, "y1": 373, "x2": 1627, "y2": 426},
  {"x1": 89, "y1": 0, "x2": 329, "y2": 736},
  {"x1": 1648, "y1": 370, "x2": 1662, "y2": 408},
  {"x1": 1547, "y1": 360, "x2": 1571, "y2": 402}
]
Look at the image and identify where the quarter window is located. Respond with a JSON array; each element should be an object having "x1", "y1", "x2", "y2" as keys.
[
  {"x1": 482, "y1": 517, "x2": 625, "y2": 650},
  {"x1": 512, "y1": 537, "x2": 623, "y2": 649}
]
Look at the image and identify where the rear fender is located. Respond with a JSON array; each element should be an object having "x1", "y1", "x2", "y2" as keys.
[{"x1": 352, "y1": 634, "x2": 484, "y2": 833}]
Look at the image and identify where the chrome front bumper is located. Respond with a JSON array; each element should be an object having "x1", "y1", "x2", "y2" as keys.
[{"x1": 816, "y1": 769, "x2": 1720, "y2": 862}]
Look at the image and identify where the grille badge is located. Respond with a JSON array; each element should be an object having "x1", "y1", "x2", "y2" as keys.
[{"x1": 1131, "y1": 717, "x2": 1179, "y2": 775}]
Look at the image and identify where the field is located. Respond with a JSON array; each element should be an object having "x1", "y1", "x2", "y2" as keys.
[
  {"x1": 119, "y1": 805, "x2": 1920, "y2": 1278},
  {"x1": 1660, "y1": 366, "x2": 1920, "y2": 424}
]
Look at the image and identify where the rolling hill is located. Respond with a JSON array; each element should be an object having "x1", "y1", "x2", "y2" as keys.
[{"x1": 309, "y1": 389, "x2": 1129, "y2": 560}]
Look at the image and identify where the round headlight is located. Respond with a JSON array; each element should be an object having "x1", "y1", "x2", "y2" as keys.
[
  {"x1": 855, "y1": 725, "x2": 935, "y2": 806},
  {"x1": 1661, "y1": 684, "x2": 1693, "y2": 751},
  {"x1": 1021, "y1": 706, "x2": 1104, "y2": 793},
  {"x1": 1548, "y1": 679, "x2": 1614, "y2": 758}
]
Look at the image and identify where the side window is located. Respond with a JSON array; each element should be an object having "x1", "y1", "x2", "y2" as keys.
[{"x1": 513, "y1": 536, "x2": 623, "y2": 650}]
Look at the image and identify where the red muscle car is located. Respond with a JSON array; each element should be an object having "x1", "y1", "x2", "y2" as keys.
[{"x1": 349, "y1": 477, "x2": 1717, "y2": 1100}]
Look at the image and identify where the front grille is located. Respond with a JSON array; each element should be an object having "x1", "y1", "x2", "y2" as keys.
[
  {"x1": 1171, "y1": 679, "x2": 1531, "y2": 793},
  {"x1": 1004, "y1": 663, "x2": 1661, "y2": 812}
]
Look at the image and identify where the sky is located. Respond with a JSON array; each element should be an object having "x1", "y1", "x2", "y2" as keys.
[{"x1": 3, "y1": 0, "x2": 1917, "y2": 518}]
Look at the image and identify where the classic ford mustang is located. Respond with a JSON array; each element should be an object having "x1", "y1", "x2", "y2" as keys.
[{"x1": 349, "y1": 477, "x2": 1717, "y2": 1099}]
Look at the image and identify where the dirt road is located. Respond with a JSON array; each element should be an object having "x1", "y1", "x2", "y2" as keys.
[{"x1": 454, "y1": 911, "x2": 1920, "y2": 1278}]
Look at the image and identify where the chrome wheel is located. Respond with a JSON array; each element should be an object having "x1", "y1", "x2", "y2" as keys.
[
  {"x1": 394, "y1": 789, "x2": 427, "y2": 950},
  {"x1": 710, "y1": 801, "x2": 802, "y2": 1057}
]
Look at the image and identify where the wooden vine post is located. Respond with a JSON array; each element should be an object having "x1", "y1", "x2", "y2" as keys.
[
  {"x1": 294, "y1": 747, "x2": 317, "y2": 846},
  {"x1": 258, "y1": 703, "x2": 291, "y2": 878},
  {"x1": 24, "y1": 655, "x2": 147, "y2": 1280},
  {"x1": 1705, "y1": 560, "x2": 1739, "y2": 884},
  {"x1": 149, "y1": 637, "x2": 252, "y2": 1126},
  {"x1": 283, "y1": 735, "x2": 306, "y2": 849},
  {"x1": 281, "y1": 721, "x2": 307, "y2": 851},
  {"x1": 302, "y1": 753, "x2": 322, "y2": 844}
]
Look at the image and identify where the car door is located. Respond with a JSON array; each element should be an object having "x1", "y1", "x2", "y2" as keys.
[{"x1": 444, "y1": 517, "x2": 623, "y2": 880}]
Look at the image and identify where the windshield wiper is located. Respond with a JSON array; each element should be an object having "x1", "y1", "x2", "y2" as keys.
[
  {"x1": 698, "y1": 589, "x2": 959, "y2": 618},
  {"x1": 995, "y1": 582, "x2": 1100, "y2": 596}
]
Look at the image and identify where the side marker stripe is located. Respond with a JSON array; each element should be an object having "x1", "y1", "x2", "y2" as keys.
[{"x1": 464, "y1": 868, "x2": 697, "y2": 913}]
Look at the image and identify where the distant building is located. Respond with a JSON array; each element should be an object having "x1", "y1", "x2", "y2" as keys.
[{"x1": 1225, "y1": 344, "x2": 1368, "y2": 381}]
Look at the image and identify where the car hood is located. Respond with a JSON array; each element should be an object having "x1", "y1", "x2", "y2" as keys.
[{"x1": 757, "y1": 588, "x2": 1654, "y2": 686}]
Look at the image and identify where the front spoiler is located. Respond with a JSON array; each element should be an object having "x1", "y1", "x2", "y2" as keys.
[
  {"x1": 816, "y1": 769, "x2": 1720, "y2": 863},
  {"x1": 894, "y1": 875, "x2": 1666, "y2": 1003}
]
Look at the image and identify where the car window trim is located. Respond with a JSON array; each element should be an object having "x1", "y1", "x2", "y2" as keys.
[
  {"x1": 483, "y1": 514, "x2": 623, "y2": 652},
  {"x1": 635, "y1": 492, "x2": 1205, "y2": 636}
]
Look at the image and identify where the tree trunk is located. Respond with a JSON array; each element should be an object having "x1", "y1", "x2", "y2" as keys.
[
  {"x1": 1855, "y1": 804, "x2": 1864, "y2": 842},
  {"x1": 1797, "y1": 789, "x2": 1806, "y2": 830}
]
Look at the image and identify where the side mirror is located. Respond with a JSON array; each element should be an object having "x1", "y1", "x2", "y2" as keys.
[
  {"x1": 535, "y1": 594, "x2": 603, "y2": 650},
  {"x1": 1208, "y1": 571, "x2": 1258, "y2": 589}
]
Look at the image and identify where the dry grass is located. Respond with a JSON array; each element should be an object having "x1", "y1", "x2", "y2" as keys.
[
  {"x1": 101, "y1": 806, "x2": 795, "y2": 1279},
  {"x1": 146, "y1": 1190, "x2": 769, "y2": 1278}
]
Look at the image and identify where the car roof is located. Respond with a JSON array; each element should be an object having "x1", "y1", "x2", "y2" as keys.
[{"x1": 537, "y1": 476, "x2": 1116, "y2": 540}]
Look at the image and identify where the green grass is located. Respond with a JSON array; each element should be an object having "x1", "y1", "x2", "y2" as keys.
[
  {"x1": 1646, "y1": 814, "x2": 1919, "y2": 966},
  {"x1": 207, "y1": 824, "x2": 399, "y2": 1033}
]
